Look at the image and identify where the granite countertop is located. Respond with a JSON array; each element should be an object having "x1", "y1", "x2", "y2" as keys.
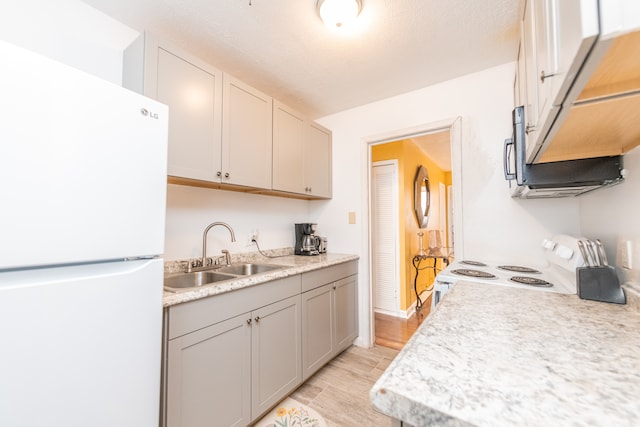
[
  {"x1": 162, "y1": 252, "x2": 359, "y2": 307},
  {"x1": 370, "y1": 282, "x2": 640, "y2": 427}
]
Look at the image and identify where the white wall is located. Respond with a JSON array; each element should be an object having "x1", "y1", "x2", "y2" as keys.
[
  {"x1": 315, "y1": 63, "x2": 581, "y2": 346},
  {"x1": 579, "y1": 146, "x2": 640, "y2": 288},
  {"x1": 164, "y1": 185, "x2": 311, "y2": 261},
  {"x1": 0, "y1": 0, "x2": 137, "y2": 85}
]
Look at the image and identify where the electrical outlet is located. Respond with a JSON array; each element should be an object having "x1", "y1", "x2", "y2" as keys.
[
  {"x1": 618, "y1": 240, "x2": 633, "y2": 270},
  {"x1": 247, "y1": 229, "x2": 258, "y2": 246}
]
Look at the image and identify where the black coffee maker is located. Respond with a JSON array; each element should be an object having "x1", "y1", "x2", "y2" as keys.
[{"x1": 295, "y1": 223, "x2": 320, "y2": 256}]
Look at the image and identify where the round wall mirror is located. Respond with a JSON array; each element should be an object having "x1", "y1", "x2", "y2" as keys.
[{"x1": 414, "y1": 165, "x2": 430, "y2": 228}]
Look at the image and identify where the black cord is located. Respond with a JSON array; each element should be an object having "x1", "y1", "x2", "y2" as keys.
[{"x1": 251, "y1": 238, "x2": 287, "y2": 258}]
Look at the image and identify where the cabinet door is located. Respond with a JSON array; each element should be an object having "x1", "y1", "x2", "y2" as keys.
[
  {"x1": 521, "y1": 0, "x2": 562, "y2": 160},
  {"x1": 124, "y1": 34, "x2": 223, "y2": 182},
  {"x1": 522, "y1": 0, "x2": 540, "y2": 133},
  {"x1": 272, "y1": 101, "x2": 306, "y2": 194},
  {"x1": 222, "y1": 74, "x2": 273, "y2": 188},
  {"x1": 333, "y1": 275, "x2": 358, "y2": 353},
  {"x1": 301, "y1": 283, "x2": 334, "y2": 381},
  {"x1": 166, "y1": 314, "x2": 251, "y2": 427},
  {"x1": 251, "y1": 295, "x2": 302, "y2": 419},
  {"x1": 156, "y1": 46, "x2": 223, "y2": 181},
  {"x1": 305, "y1": 122, "x2": 332, "y2": 198}
]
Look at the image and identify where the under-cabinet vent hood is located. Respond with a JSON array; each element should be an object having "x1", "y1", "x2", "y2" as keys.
[{"x1": 505, "y1": 106, "x2": 625, "y2": 199}]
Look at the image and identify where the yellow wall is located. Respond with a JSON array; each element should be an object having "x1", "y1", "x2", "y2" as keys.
[{"x1": 372, "y1": 140, "x2": 449, "y2": 311}]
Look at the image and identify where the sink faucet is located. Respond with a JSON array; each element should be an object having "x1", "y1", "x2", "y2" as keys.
[{"x1": 201, "y1": 222, "x2": 236, "y2": 268}]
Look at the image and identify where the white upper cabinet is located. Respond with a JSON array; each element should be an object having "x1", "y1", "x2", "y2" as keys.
[
  {"x1": 272, "y1": 101, "x2": 333, "y2": 198},
  {"x1": 123, "y1": 33, "x2": 223, "y2": 182},
  {"x1": 222, "y1": 74, "x2": 273, "y2": 189},
  {"x1": 519, "y1": 0, "x2": 598, "y2": 161},
  {"x1": 517, "y1": 0, "x2": 640, "y2": 163}
]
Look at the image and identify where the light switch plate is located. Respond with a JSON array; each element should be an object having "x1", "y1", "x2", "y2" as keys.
[{"x1": 348, "y1": 211, "x2": 356, "y2": 224}]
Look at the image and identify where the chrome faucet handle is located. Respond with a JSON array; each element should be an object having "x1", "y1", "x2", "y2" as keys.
[
  {"x1": 186, "y1": 258, "x2": 202, "y2": 273},
  {"x1": 221, "y1": 249, "x2": 232, "y2": 266}
]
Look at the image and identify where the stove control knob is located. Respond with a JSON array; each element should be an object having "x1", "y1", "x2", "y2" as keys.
[
  {"x1": 554, "y1": 244, "x2": 574, "y2": 260},
  {"x1": 541, "y1": 239, "x2": 556, "y2": 250}
]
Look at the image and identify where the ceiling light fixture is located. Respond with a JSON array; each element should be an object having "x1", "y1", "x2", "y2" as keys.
[{"x1": 316, "y1": 0, "x2": 362, "y2": 30}]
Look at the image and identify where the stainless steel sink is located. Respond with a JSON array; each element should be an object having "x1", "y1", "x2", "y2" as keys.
[
  {"x1": 164, "y1": 271, "x2": 237, "y2": 290},
  {"x1": 217, "y1": 263, "x2": 284, "y2": 276}
]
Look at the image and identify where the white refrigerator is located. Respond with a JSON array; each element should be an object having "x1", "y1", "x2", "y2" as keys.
[{"x1": 0, "y1": 41, "x2": 168, "y2": 426}]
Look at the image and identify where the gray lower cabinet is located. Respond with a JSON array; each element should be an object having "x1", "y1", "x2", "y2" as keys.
[
  {"x1": 251, "y1": 295, "x2": 302, "y2": 418},
  {"x1": 301, "y1": 261, "x2": 359, "y2": 380},
  {"x1": 166, "y1": 313, "x2": 251, "y2": 427},
  {"x1": 333, "y1": 275, "x2": 359, "y2": 352},
  {"x1": 163, "y1": 263, "x2": 357, "y2": 427},
  {"x1": 301, "y1": 284, "x2": 334, "y2": 379},
  {"x1": 164, "y1": 275, "x2": 301, "y2": 427}
]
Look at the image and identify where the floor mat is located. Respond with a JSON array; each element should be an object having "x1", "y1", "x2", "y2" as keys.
[{"x1": 254, "y1": 397, "x2": 327, "y2": 427}]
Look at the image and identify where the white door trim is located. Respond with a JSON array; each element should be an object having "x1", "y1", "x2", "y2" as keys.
[{"x1": 359, "y1": 117, "x2": 463, "y2": 347}]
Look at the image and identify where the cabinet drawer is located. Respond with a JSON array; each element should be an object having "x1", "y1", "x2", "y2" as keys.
[
  {"x1": 301, "y1": 260, "x2": 358, "y2": 292},
  {"x1": 168, "y1": 275, "x2": 301, "y2": 339}
]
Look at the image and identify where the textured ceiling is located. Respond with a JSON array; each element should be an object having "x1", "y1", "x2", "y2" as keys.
[{"x1": 83, "y1": 0, "x2": 522, "y2": 118}]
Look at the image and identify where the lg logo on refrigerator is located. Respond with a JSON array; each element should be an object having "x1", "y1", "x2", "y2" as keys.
[{"x1": 140, "y1": 108, "x2": 159, "y2": 119}]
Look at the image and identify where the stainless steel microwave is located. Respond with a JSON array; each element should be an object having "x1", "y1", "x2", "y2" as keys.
[{"x1": 503, "y1": 106, "x2": 624, "y2": 199}]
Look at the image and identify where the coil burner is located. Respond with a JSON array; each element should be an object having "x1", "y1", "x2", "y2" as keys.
[
  {"x1": 498, "y1": 265, "x2": 541, "y2": 274},
  {"x1": 460, "y1": 260, "x2": 488, "y2": 267},
  {"x1": 451, "y1": 269, "x2": 497, "y2": 279},
  {"x1": 509, "y1": 276, "x2": 553, "y2": 287}
]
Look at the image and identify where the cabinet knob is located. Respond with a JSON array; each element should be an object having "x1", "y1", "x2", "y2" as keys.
[
  {"x1": 254, "y1": 316, "x2": 260, "y2": 323},
  {"x1": 246, "y1": 318, "x2": 252, "y2": 325},
  {"x1": 217, "y1": 171, "x2": 222, "y2": 177},
  {"x1": 224, "y1": 172, "x2": 230, "y2": 178},
  {"x1": 525, "y1": 124, "x2": 536, "y2": 135},
  {"x1": 308, "y1": 187, "x2": 312, "y2": 192},
  {"x1": 333, "y1": 286, "x2": 336, "y2": 290}
]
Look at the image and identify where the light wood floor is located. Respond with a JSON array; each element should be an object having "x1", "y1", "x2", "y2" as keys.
[
  {"x1": 290, "y1": 345, "x2": 400, "y2": 427},
  {"x1": 374, "y1": 309, "x2": 427, "y2": 350},
  {"x1": 278, "y1": 307, "x2": 428, "y2": 426}
]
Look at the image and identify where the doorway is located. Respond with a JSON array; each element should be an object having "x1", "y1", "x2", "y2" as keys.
[{"x1": 367, "y1": 118, "x2": 462, "y2": 348}]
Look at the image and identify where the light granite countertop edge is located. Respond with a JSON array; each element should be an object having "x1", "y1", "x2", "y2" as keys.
[
  {"x1": 371, "y1": 281, "x2": 640, "y2": 427},
  {"x1": 162, "y1": 253, "x2": 359, "y2": 307}
]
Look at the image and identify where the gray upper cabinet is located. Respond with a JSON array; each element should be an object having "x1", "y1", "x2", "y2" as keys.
[
  {"x1": 123, "y1": 33, "x2": 273, "y2": 189},
  {"x1": 306, "y1": 122, "x2": 332, "y2": 199},
  {"x1": 222, "y1": 74, "x2": 273, "y2": 189},
  {"x1": 272, "y1": 101, "x2": 306, "y2": 194},
  {"x1": 124, "y1": 33, "x2": 332, "y2": 198},
  {"x1": 272, "y1": 101, "x2": 333, "y2": 199},
  {"x1": 124, "y1": 33, "x2": 223, "y2": 182}
]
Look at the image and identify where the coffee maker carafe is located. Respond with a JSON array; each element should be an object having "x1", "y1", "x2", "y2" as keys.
[{"x1": 295, "y1": 223, "x2": 320, "y2": 256}]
